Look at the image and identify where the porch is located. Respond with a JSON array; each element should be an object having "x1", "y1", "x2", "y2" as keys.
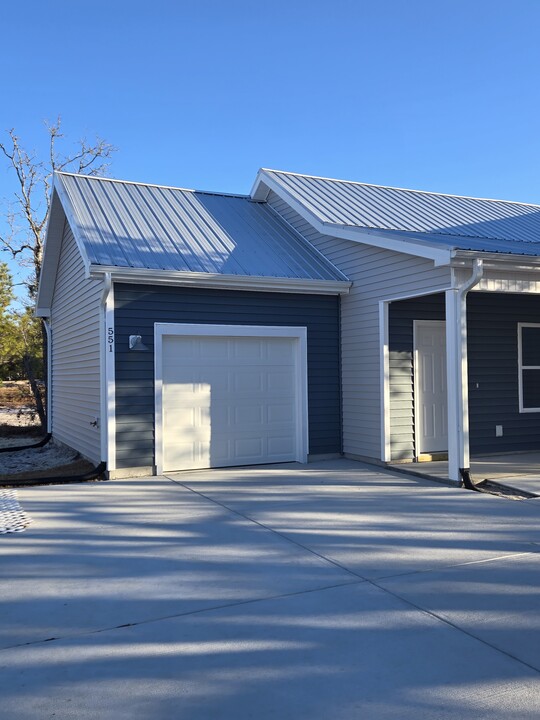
[
  {"x1": 390, "y1": 451, "x2": 540, "y2": 496},
  {"x1": 385, "y1": 277, "x2": 540, "y2": 484}
]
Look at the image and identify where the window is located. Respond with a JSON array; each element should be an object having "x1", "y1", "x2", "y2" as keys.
[{"x1": 518, "y1": 323, "x2": 540, "y2": 412}]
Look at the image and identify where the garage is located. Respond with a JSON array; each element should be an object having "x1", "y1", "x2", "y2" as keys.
[{"x1": 155, "y1": 324, "x2": 309, "y2": 472}]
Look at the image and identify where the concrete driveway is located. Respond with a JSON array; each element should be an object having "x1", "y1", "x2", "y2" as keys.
[{"x1": 1, "y1": 459, "x2": 540, "y2": 719}]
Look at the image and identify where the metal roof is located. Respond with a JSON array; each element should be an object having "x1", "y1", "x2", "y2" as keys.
[
  {"x1": 55, "y1": 172, "x2": 347, "y2": 281},
  {"x1": 260, "y1": 169, "x2": 540, "y2": 256}
]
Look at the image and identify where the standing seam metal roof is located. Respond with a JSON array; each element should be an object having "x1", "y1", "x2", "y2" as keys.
[
  {"x1": 261, "y1": 170, "x2": 540, "y2": 256},
  {"x1": 55, "y1": 172, "x2": 348, "y2": 281}
]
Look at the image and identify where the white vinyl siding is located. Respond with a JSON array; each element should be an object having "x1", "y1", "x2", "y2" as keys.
[
  {"x1": 50, "y1": 222, "x2": 102, "y2": 461},
  {"x1": 267, "y1": 191, "x2": 452, "y2": 461}
]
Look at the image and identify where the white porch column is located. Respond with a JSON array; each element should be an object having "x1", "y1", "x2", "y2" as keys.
[{"x1": 445, "y1": 288, "x2": 470, "y2": 482}]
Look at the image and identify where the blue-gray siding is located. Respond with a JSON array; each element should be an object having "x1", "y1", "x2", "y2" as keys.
[
  {"x1": 468, "y1": 292, "x2": 540, "y2": 454},
  {"x1": 389, "y1": 291, "x2": 540, "y2": 459},
  {"x1": 114, "y1": 284, "x2": 341, "y2": 469}
]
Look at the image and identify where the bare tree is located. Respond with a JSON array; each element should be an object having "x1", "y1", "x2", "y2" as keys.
[
  {"x1": 0, "y1": 119, "x2": 116, "y2": 431},
  {"x1": 0, "y1": 117, "x2": 116, "y2": 297}
]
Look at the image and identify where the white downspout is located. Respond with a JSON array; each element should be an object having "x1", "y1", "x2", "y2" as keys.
[
  {"x1": 446, "y1": 259, "x2": 484, "y2": 483},
  {"x1": 43, "y1": 319, "x2": 52, "y2": 434}
]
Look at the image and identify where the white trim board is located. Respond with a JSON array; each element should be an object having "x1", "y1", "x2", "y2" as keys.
[
  {"x1": 89, "y1": 267, "x2": 350, "y2": 296},
  {"x1": 413, "y1": 320, "x2": 447, "y2": 456},
  {"x1": 517, "y1": 322, "x2": 540, "y2": 413},
  {"x1": 251, "y1": 171, "x2": 453, "y2": 266},
  {"x1": 103, "y1": 281, "x2": 116, "y2": 469},
  {"x1": 154, "y1": 323, "x2": 309, "y2": 474}
]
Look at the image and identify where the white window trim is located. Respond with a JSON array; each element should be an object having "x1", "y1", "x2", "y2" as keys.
[
  {"x1": 154, "y1": 323, "x2": 309, "y2": 475},
  {"x1": 518, "y1": 322, "x2": 540, "y2": 413}
]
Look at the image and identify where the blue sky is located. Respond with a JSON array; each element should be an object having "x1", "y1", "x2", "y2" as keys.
[{"x1": 2, "y1": 0, "x2": 540, "y2": 296}]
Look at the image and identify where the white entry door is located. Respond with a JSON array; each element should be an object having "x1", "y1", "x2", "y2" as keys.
[
  {"x1": 414, "y1": 321, "x2": 448, "y2": 454},
  {"x1": 156, "y1": 326, "x2": 308, "y2": 472}
]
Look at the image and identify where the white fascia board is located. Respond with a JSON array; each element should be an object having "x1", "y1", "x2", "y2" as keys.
[
  {"x1": 251, "y1": 171, "x2": 452, "y2": 266},
  {"x1": 89, "y1": 266, "x2": 351, "y2": 295},
  {"x1": 250, "y1": 169, "x2": 272, "y2": 201},
  {"x1": 328, "y1": 226, "x2": 452, "y2": 266},
  {"x1": 35, "y1": 191, "x2": 66, "y2": 316},
  {"x1": 52, "y1": 174, "x2": 92, "y2": 276}
]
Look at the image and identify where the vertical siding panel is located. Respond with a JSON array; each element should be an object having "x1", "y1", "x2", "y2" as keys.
[
  {"x1": 114, "y1": 285, "x2": 341, "y2": 469},
  {"x1": 267, "y1": 191, "x2": 452, "y2": 461},
  {"x1": 51, "y1": 224, "x2": 102, "y2": 461}
]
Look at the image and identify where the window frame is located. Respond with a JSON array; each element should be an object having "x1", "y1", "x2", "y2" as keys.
[{"x1": 518, "y1": 322, "x2": 540, "y2": 413}]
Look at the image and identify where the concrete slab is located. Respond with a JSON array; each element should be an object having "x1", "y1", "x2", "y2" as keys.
[
  {"x1": 2, "y1": 460, "x2": 540, "y2": 718},
  {"x1": 1, "y1": 582, "x2": 539, "y2": 720},
  {"x1": 2, "y1": 477, "x2": 355, "y2": 649},
  {"x1": 169, "y1": 460, "x2": 540, "y2": 579},
  {"x1": 377, "y1": 552, "x2": 540, "y2": 672},
  {"x1": 392, "y1": 452, "x2": 540, "y2": 496}
]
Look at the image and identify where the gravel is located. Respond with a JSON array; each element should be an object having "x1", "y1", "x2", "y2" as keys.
[{"x1": 0, "y1": 441, "x2": 79, "y2": 475}]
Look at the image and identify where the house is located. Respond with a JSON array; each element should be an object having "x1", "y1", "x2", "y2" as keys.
[{"x1": 37, "y1": 169, "x2": 540, "y2": 482}]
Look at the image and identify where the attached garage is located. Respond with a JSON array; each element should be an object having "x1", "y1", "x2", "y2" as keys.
[
  {"x1": 37, "y1": 172, "x2": 350, "y2": 478},
  {"x1": 155, "y1": 324, "x2": 308, "y2": 472}
]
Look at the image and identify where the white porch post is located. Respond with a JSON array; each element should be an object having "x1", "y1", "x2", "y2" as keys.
[
  {"x1": 445, "y1": 289, "x2": 469, "y2": 482},
  {"x1": 445, "y1": 260, "x2": 483, "y2": 483}
]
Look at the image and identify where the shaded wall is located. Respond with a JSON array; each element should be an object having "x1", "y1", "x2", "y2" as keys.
[{"x1": 114, "y1": 284, "x2": 341, "y2": 469}]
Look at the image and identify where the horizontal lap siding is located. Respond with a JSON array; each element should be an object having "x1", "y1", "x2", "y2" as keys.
[
  {"x1": 51, "y1": 224, "x2": 102, "y2": 461},
  {"x1": 114, "y1": 284, "x2": 340, "y2": 468},
  {"x1": 388, "y1": 295, "x2": 445, "y2": 460},
  {"x1": 468, "y1": 292, "x2": 540, "y2": 454},
  {"x1": 266, "y1": 191, "x2": 451, "y2": 460},
  {"x1": 387, "y1": 292, "x2": 540, "y2": 457}
]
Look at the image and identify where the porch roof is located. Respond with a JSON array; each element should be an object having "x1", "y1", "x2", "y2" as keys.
[{"x1": 255, "y1": 170, "x2": 540, "y2": 257}]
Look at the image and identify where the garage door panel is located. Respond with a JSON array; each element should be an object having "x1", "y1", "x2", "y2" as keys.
[
  {"x1": 268, "y1": 435, "x2": 295, "y2": 456},
  {"x1": 267, "y1": 371, "x2": 295, "y2": 393},
  {"x1": 161, "y1": 333, "x2": 303, "y2": 471},
  {"x1": 267, "y1": 403, "x2": 295, "y2": 424}
]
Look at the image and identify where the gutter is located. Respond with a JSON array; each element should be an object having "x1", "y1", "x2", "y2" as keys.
[{"x1": 88, "y1": 266, "x2": 351, "y2": 296}]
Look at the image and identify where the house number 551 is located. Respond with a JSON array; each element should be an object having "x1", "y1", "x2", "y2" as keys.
[{"x1": 107, "y1": 327, "x2": 114, "y2": 352}]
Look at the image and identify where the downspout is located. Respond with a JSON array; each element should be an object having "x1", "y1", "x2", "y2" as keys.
[
  {"x1": 448, "y1": 258, "x2": 484, "y2": 487},
  {"x1": 43, "y1": 319, "x2": 52, "y2": 434},
  {"x1": 100, "y1": 273, "x2": 112, "y2": 468}
]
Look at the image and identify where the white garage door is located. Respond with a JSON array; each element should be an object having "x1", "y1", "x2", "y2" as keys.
[{"x1": 158, "y1": 328, "x2": 307, "y2": 472}]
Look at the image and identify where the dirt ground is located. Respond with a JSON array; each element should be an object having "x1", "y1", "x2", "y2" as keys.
[
  {"x1": 0, "y1": 380, "x2": 38, "y2": 408},
  {"x1": 0, "y1": 382, "x2": 96, "y2": 482}
]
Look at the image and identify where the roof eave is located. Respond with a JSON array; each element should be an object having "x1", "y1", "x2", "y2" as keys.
[
  {"x1": 88, "y1": 265, "x2": 351, "y2": 295},
  {"x1": 251, "y1": 170, "x2": 453, "y2": 266},
  {"x1": 35, "y1": 176, "x2": 94, "y2": 315}
]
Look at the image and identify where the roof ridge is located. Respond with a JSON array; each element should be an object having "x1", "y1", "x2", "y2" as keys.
[
  {"x1": 55, "y1": 171, "x2": 250, "y2": 200},
  {"x1": 261, "y1": 168, "x2": 540, "y2": 211}
]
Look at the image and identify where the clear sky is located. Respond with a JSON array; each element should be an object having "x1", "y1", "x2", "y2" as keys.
[{"x1": 1, "y1": 0, "x2": 540, "y2": 295}]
